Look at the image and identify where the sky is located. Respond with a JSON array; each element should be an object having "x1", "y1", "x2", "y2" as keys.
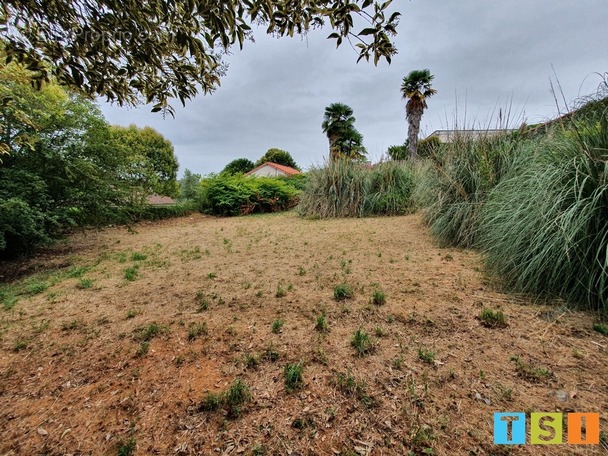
[{"x1": 99, "y1": 0, "x2": 608, "y2": 176}]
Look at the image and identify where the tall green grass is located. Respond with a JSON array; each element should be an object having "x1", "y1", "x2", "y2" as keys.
[
  {"x1": 415, "y1": 131, "x2": 519, "y2": 247},
  {"x1": 297, "y1": 160, "x2": 416, "y2": 218},
  {"x1": 479, "y1": 108, "x2": 608, "y2": 312}
]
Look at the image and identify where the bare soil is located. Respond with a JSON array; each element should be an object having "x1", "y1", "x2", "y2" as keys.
[{"x1": 0, "y1": 212, "x2": 606, "y2": 455}]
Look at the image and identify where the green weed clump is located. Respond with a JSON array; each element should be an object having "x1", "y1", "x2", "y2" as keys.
[
  {"x1": 479, "y1": 105, "x2": 608, "y2": 312},
  {"x1": 351, "y1": 328, "x2": 374, "y2": 356},
  {"x1": 333, "y1": 283, "x2": 353, "y2": 301},
  {"x1": 198, "y1": 378, "x2": 252, "y2": 418},
  {"x1": 284, "y1": 362, "x2": 304, "y2": 391},
  {"x1": 479, "y1": 308, "x2": 508, "y2": 328}
]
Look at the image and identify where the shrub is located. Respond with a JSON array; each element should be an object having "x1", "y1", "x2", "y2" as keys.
[
  {"x1": 297, "y1": 159, "x2": 416, "y2": 218},
  {"x1": 415, "y1": 130, "x2": 519, "y2": 247},
  {"x1": 479, "y1": 107, "x2": 608, "y2": 312},
  {"x1": 197, "y1": 174, "x2": 299, "y2": 216}
]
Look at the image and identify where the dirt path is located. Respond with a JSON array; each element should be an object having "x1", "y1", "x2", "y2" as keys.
[{"x1": 0, "y1": 212, "x2": 606, "y2": 455}]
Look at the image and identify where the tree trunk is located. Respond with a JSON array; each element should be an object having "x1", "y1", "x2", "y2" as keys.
[
  {"x1": 328, "y1": 134, "x2": 339, "y2": 161},
  {"x1": 407, "y1": 110, "x2": 422, "y2": 160}
]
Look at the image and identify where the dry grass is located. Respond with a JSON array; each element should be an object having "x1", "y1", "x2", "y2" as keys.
[{"x1": 0, "y1": 212, "x2": 606, "y2": 455}]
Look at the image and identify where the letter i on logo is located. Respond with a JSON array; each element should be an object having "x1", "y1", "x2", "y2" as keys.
[{"x1": 494, "y1": 413, "x2": 526, "y2": 445}]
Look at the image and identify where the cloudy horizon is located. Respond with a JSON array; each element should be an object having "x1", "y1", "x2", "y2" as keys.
[{"x1": 99, "y1": 0, "x2": 608, "y2": 176}]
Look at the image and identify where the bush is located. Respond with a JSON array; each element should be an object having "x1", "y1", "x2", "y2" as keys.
[
  {"x1": 197, "y1": 174, "x2": 299, "y2": 216},
  {"x1": 479, "y1": 107, "x2": 608, "y2": 312},
  {"x1": 415, "y1": 131, "x2": 519, "y2": 247},
  {"x1": 297, "y1": 160, "x2": 416, "y2": 218}
]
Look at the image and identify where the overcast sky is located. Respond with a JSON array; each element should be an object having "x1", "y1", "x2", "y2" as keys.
[{"x1": 100, "y1": 0, "x2": 608, "y2": 176}]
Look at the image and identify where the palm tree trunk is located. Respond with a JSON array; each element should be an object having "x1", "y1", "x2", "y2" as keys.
[
  {"x1": 407, "y1": 109, "x2": 422, "y2": 160},
  {"x1": 328, "y1": 134, "x2": 338, "y2": 161}
]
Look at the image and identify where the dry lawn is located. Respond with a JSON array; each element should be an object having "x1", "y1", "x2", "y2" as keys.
[{"x1": 0, "y1": 212, "x2": 607, "y2": 455}]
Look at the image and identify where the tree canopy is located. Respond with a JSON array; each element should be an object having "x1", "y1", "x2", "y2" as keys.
[
  {"x1": 1, "y1": 0, "x2": 401, "y2": 113},
  {"x1": 401, "y1": 69, "x2": 436, "y2": 159},
  {"x1": 256, "y1": 148, "x2": 300, "y2": 170},
  {"x1": 222, "y1": 157, "x2": 256, "y2": 175},
  {"x1": 322, "y1": 103, "x2": 366, "y2": 160}
]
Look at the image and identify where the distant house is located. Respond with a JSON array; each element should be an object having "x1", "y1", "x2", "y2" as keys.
[
  {"x1": 246, "y1": 162, "x2": 301, "y2": 178},
  {"x1": 425, "y1": 129, "x2": 517, "y2": 143},
  {"x1": 146, "y1": 194, "x2": 177, "y2": 206}
]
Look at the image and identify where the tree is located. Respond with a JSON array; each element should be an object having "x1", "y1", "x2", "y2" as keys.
[
  {"x1": 322, "y1": 103, "x2": 367, "y2": 161},
  {"x1": 222, "y1": 158, "x2": 255, "y2": 175},
  {"x1": 335, "y1": 127, "x2": 367, "y2": 161},
  {"x1": 401, "y1": 69, "x2": 437, "y2": 159},
  {"x1": 386, "y1": 144, "x2": 408, "y2": 161},
  {"x1": 322, "y1": 103, "x2": 356, "y2": 161},
  {"x1": 179, "y1": 169, "x2": 201, "y2": 200},
  {"x1": 256, "y1": 149, "x2": 300, "y2": 170},
  {"x1": 109, "y1": 125, "x2": 179, "y2": 198},
  {"x1": 2, "y1": 1, "x2": 401, "y2": 113}
]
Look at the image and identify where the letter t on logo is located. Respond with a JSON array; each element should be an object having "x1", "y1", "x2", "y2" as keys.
[{"x1": 494, "y1": 413, "x2": 526, "y2": 445}]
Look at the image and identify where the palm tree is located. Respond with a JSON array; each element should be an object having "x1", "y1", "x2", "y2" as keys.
[
  {"x1": 401, "y1": 69, "x2": 437, "y2": 159},
  {"x1": 335, "y1": 127, "x2": 367, "y2": 161},
  {"x1": 322, "y1": 103, "x2": 356, "y2": 161}
]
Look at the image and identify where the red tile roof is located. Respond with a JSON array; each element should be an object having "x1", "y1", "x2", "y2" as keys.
[
  {"x1": 246, "y1": 162, "x2": 301, "y2": 176},
  {"x1": 146, "y1": 195, "x2": 177, "y2": 206}
]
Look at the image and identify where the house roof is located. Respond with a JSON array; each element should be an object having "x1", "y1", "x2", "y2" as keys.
[
  {"x1": 246, "y1": 162, "x2": 301, "y2": 176},
  {"x1": 146, "y1": 195, "x2": 177, "y2": 206}
]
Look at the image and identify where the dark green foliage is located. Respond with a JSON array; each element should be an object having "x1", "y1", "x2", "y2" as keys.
[
  {"x1": 222, "y1": 158, "x2": 256, "y2": 175},
  {"x1": 0, "y1": 63, "x2": 180, "y2": 258},
  {"x1": 479, "y1": 308, "x2": 507, "y2": 328},
  {"x1": 479, "y1": 105, "x2": 608, "y2": 312},
  {"x1": 593, "y1": 323, "x2": 608, "y2": 336},
  {"x1": 351, "y1": 328, "x2": 374, "y2": 356},
  {"x1": 2, "y1": 1, "x2": 400, "y2": 112},
  {"x1": 417, "y1": 135, "x2": 443, "y2": 159},
  {"x1": 322, "y1": 103, "x2": 366, "y2": 161},
  {"x1": 297, "y1": 160, "x2": 416, "y2": 218},
  {"x1": 197, "y1": 174, "x2": 299, "y2": 216},
  {"x1": 117, "y1": 438, "x2": 137, "y2": 456},
  {"x1": 256, "y1": 149, "x2": 300, "y2": 170}
]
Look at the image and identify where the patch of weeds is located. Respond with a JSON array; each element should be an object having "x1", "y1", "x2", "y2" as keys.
[
  {"x1": 1, "y1": 291, "x2": 18, "y2": 310},
  {"x1": 117, "y1": 252, "x2": 128, "y2": 263},
  {"x1": 333, "y1": 283, "x2": 353, "y2": 301},
  {"x1": 510, "y1": 356, "x2": 553, "y2": 383},
  {"x1": 351, "y1": 328, "x2": 374, "y2": 356},
  {"x1": 386, "y1": 314, "x2": 395, "y2": 323},
  {"x1": 315, "y1": 314, "x2": 329, "y2": 332},
  {"x1": 198, "y1": 392, "x2": 222, "y2": 412},
  {"x1": 133, "y1": 322, "x2": 168, "y2": 342},
  {"x1": 26, "y1": 280, "x2": 48, "y2": 296},
  {"x1": 124, "y1": 265, "x2": 139, "y2": 281},
  {"x1": 195, "y1": 290, "x2": 209, "y2": 311},
  {"x1": 374, "y1": 326, "x2": 387, "y2": 337},
  {"x1": 135, "y1": 341, "x2": 150, "y2": 357},
  {"x1": 175, "y1": 355, "x2": 186, "y2": 367},
  {"x1": 76, "y1": 278, "x2": 94, "y2": 289},
  {"x1": 255, "y1": 290, "x2": 264, "y2": 298},
  {"x1": 291, "y1": 415, "x2": 315, "y2": 430},
  {"x1": 61, "y1": 320, "x2": 82, "y2": 331},
  {"x1": 275, "y1": 284, "x2": 287, "y2": 298},
  {"x1": 297, "y1": 267, "x2": 307, "y2": 276},
  {"x1": 411, "y1": 424, "x2": 435, "y2": 452},
  {"x1": 284, "y1": 362, "x2": 304, "y2": 391},
  {"x1": 33, "y1": 319, "x2": 50, "y2": 334},
  {"x1": 207, "y1": 271, "x2": 216, "y2": 279},
  {"x1": 251, "y1": 444, "x2": 267, "y2": 455},
  {"x1": 262, "y1": 343, "x2": 279, "y2": 362},
  {"x1": 117, "y1": 437, "x2": 137, "y2": 456},
  {"x1": 131, "y1": 252, "x2": 147, "y2": 261},
  {"x1": 332, "y1": 370, "x2": 377, "y2": 408},
  {"x1": 593, "y1": 322, "x2": 608, "y2": 336},
  {"x1": 243, "y1": 352, "x2": 260, "y2": 369},
  {"x1": 13, "y1": 339, "x2": 29, "y2": 352},
  {"x1": 180, "y1": 246, "x2": 202, "y2": 261},
  {"x1": 418, "y1": 347, "x2": 436, "y2": 365},
  {"x1": 371, "y1": 289, "x2": 386, "y2": 306},
  {"x1": 126, "y1": 309, "x2": 139, "y2": 319},
  {"x1": 494, "y1": 383, "x2": 513, "y2": 402},
  {"x1": 271, "y1": 319, "x2": 284, "y2": 334},
  {"x1": 479, "y1": 308, "x2": 508, "y2": 328},
  {"x1": 223, "y1": 378, "x2": 252, "y2": 418},
  {"x1": 188, "y1": 322, "x2": 208, "y2": 341},
  {"x1": 65, "y1": 265, "x2": 90, "y2": 278},
  {"x1": 393, "y1": 354, "x2": 405, "y2": 370}
]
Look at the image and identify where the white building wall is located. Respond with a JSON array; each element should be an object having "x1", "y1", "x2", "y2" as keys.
[{"x1": 250, "y1": 165, "x2": 285, "y2": 177}]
